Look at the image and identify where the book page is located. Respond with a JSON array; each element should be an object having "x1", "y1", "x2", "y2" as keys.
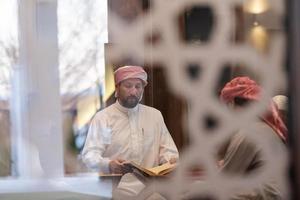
[
  {"x1": 98, "y1": 162, "x2": 177, "y2": 177},
  {"x1": 129, "y1": 162, "x2": 176, "y2": 176},
  {"x1": 148, "y1": 162, "x2": 176, "y2": 175},
  {"x1": 128, "y1": 162, "x2": 156, "y2": 176}
]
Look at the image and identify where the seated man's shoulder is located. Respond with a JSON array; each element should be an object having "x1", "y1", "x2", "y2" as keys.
[
  {"x1": 253, "y1": 122, "x2": 281, "y2": 140},
  {"x1": 241, "y1": 121, "x2": 286, "y2": 149},
  {"x1": 93, "y1": 104, "x2": 116, "y2": 118},
  {"x1": 139, "y1": 104, "x2": 161, "y2": 115}
]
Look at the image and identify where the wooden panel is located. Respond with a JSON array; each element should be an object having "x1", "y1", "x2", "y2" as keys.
[{"x1": 144, "y1": 67, "x2": 188, "y2": 151}]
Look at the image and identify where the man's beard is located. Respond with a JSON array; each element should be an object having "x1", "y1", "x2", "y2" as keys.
[{"x1": 121, "y1": 96, "x2": 139, "y2": 108}]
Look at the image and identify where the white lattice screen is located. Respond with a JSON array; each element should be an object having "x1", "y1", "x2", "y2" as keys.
[{"x1": 107, "y1": 0, "x2": 289, "y2": 199}]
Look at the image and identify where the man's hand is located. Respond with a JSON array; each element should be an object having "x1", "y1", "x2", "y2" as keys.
[
  {"x1": 109, "y1": 158, "x2": 128, "y2": 174},
  {"x1": 169, "y1": 157, "x2": 178, "y2": 164}
]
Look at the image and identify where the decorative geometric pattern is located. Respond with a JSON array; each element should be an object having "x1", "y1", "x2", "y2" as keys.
[{"x1": 107, "y1": 0, "x2": 288, "y2": 199}]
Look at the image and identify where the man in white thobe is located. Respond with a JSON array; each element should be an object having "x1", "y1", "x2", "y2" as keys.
[{"x1": 82, "y1": 66, "x2": 179, "y2": 198}]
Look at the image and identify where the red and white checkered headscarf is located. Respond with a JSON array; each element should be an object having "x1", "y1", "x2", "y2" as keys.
[
  {"x1": 220, "y1": 76, "x2": 288, "y2": 143},
  {"x1": 114, "y1": 66, "x2": 148, "y2": 86}
]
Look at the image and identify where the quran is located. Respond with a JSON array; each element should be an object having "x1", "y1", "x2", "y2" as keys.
[{"x1": 125, "y1": 161, "x2": 176, "y2": 177}]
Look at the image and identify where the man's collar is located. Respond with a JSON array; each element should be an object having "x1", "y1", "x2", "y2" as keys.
[{"x1": 115, "y1": 100, "x2": 139, "y2": 114}]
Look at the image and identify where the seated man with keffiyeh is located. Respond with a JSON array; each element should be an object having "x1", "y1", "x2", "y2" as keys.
[
  {"x1": 219, "y1": 76, "x2": 288, "y2": 200},
  {"x1": 81, "y1": 65, "x2": 178, "y2": 198}
]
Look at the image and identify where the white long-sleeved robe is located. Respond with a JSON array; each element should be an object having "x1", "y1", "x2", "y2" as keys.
[{"x1": 81, "y1": 101, "x2": 179, "y2": 173}]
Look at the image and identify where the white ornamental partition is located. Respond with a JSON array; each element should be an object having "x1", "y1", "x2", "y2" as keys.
[{"x1": 107, "y1": 0, "x2": 289, "y2": 199}]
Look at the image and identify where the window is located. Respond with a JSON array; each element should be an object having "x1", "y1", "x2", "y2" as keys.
[
  {"x1": 57, "y1": 0, "x2": 108, "y2": 175},
  {"x1": 0, "y1": 0, "x2": 18, "y2": 178}
]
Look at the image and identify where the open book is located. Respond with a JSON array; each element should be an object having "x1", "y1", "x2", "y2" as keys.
[
  {"x1": 125, "y1": 161, "x2": 176, "y2": 177},
  {"x1": 98, "y1": 162, "x2": 177, "y2": 177}
]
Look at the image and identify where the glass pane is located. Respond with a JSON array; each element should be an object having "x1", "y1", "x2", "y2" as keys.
[
  {"x1": 57, "y1": 0, "x2": 108, "y2": 175},
  {"x1": 0, "y1": 0, "x2": 18, "y2": 178},
  {"x1": 99, "y1": 0, "x2": 290, "y2": 199}
]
